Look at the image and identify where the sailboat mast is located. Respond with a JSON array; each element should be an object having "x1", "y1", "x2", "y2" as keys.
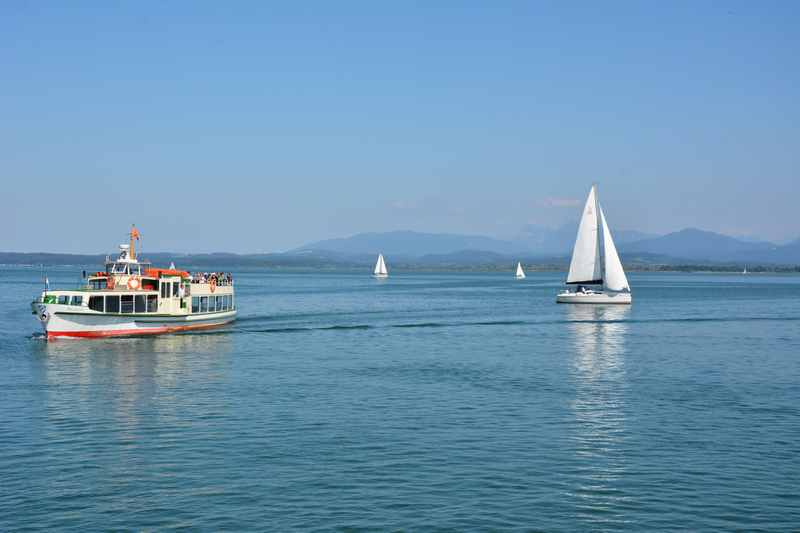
[{"x1": 594, "y1": 185, "x2": 605, "y2": 284}]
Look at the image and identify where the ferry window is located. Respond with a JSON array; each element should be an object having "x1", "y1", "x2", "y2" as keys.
[
  {"x1": 160, "y1": 282, "x2": 167, "y2": 298},
  {"x1": 200, "y1": 296, "x2": 208, "y2": 313},
  {"x1": 135, "y1": 295, "x2": 146, "y2": 313},
  {"x1": 71, "y1": 296, "x2": 83, "y2": 306},
  {"x1": 58, "y1": 295, "x2": 69, "y2": 305},
  {"x1": 192, "y1": 297, "x2": 199, "y2": 313},
  {"x1": 208, "y1": 295, "x2": 216, "y2": 312},
  {"x1": 106, "y1": 295, "x2": 120, "y2": 313},
  {"x1": 90, "y1": 279, "x2": 107, "y2": 290},
  {"x1": 147, "y1": 294, "x2": 157, "y2": 312},
  {"x1": 172, "y1": 283, "x2": 179, "y2": 297},
  {"x1": 89, "y1": 296, "x2": 104, "y2": 312},
  {"x1": 121, "y1": 295, "x2": 134, "y2": 313}
]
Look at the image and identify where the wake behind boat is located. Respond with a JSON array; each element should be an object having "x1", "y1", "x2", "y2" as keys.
[
  {"x1": 557, "y1": 185, "x2": 631, "y2": 304},
  {"x1": 31, "y1": 226, "x2": 236, "y2": 339}
]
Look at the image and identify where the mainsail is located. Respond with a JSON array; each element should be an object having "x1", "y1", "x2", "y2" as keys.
[
  {"x1": 515, "y1": 262, "x2": 526, "y2": 279},
  {"x1": 374, "y1": 254, "x2": 388, "y2": 276},
  {"x1": 566, "y1": 185, "x2": 602, "y2": 285}
]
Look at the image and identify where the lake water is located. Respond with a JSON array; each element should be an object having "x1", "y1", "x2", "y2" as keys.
[{"x1": 1, "y1": 267, "x2": 799, "y2": 531}]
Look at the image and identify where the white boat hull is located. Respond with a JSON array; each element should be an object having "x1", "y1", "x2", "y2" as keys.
[
  {"x1": 373, "y1": 274, "x2": 388, "y2": 279},
  {"x1": 33, "y1": 303, "x2": 236, "y2": 339},
  {"x1": 556, "y1": 291, "x2": 631, "y2": 304}
]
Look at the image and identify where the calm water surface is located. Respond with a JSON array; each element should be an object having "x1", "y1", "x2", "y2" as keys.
[{"x1": 1, "y1": 267, "x2": 799, "y2": 531}]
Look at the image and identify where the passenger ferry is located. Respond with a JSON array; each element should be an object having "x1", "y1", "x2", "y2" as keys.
[{"x1": 31, "y1": 227, "x2": 236, "y2": 339}]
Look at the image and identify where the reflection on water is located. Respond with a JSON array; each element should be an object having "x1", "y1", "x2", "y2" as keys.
[
  {"x1": 566, "y1": 305, "x2": 631, "y2": 526},
  {"x1": 32, "y1": 332, "x2": 234, "y2": 447}
]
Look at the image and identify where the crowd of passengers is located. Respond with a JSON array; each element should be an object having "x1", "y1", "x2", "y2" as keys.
[{"x1": 190, "y1": 272, "x2": 233, "y2": 285}]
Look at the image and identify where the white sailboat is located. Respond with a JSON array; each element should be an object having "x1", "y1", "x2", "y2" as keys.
[
  {"x1": 515, "y1": 262, "x2": 526, "y2": 279},
  {"x1": 556, "y1": 185, "x2": 631, "y2": 304},
  {"x1": 742, "y1": 265, "x2": 748, "y2": 275},
  {"x1": 373, "y1": 253, "x2": 389, "y2": 278}
]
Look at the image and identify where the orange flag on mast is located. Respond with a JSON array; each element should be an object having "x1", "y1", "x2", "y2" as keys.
[{"x1": 131, "y1": 226, "x2": 140, "y2": 240}]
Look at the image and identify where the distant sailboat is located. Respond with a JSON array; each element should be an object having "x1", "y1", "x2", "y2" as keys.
[
  {"x1": 742, "y1": 265, "x2": 748, "y2": 274},
  {"x1": 556, "y1": 184, "x2": 631, "y2": 304},
  {"x1": 515, "y1": 262, "x2": 526, "y2": 279},
  {"x1": 373, "y1": 253, "x2": 388, "y2": 278}
]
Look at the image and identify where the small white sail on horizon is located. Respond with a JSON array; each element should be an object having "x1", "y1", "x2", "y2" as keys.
[
  {"x1": 515, "y1": 262, "x2": 526, "y2": 279},
  {"x1": 373, "y1": 253, "x2": 388, "y2": 278},
  {"x1": 558, "y1": 184, "x2": 631, "y2": 304}
]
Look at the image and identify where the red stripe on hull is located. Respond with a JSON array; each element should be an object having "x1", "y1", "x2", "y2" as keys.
[{"x1": 46, "y1": 321, "x2": 230, "y2": 339}]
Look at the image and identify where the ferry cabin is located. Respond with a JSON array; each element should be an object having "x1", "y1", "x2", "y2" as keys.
[{"x1": 38, "y1": 268, "x2": 235, "y2": 318}]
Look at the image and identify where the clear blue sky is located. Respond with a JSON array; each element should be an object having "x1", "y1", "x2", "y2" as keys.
[{"x1": 2, "y1": 1, "x2": 798, "y2": 252}]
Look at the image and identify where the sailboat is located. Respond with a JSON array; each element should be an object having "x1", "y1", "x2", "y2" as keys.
[
  {"x1": 742, "y1": 265, "x2": 748, "y2": 275},
  {"x1": 515, "y1": 262, "x2": 526, "y2": 279},
  {"x1": 556, "y1": 184, "x2": 631, "y2": 304},
  {"x1": 373, "y1": 253, "x2": 389, "y2": 278}
]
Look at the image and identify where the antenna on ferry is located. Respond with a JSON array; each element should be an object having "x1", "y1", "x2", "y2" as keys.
[
  {"x1": 41, "y1": 264, "x2": 48, "y2": 294},
  {"x1": 42, "y1": 265, "x2": 49, "y2": 294}
]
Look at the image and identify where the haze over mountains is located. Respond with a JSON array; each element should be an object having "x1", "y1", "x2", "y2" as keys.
[
  {"x1": 3, "y1": 225, "x2": 799, "y2": 268},
  {"x1": 293, "y1": 225, "x2": 800, "y2": 265}
]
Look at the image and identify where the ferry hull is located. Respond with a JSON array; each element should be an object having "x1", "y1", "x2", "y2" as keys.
[
  {"x1": 556, "y1": 291, "x2": 632, "y2": 305},
  {"x1": 34, "y1": 303, "x2": 236, "y2": 339}
]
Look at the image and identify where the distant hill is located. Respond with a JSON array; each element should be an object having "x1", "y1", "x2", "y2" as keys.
[
  {"x1": 293, "y1": 230, "x2": 525, "y2": 257},
  {"x1": 620, "y1": 228, "x2": 778, "y2": 262},
  {"x1": 759, "y1": 238, "x2": 800, "y2": 264}
]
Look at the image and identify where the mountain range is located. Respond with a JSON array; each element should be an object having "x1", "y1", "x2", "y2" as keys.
[
  {"x1": 292, "y1": 226, "x2": 800, "y2": 265},
  {"x1": 3, "y1": 227, "x2": 799, "y2": 268}
]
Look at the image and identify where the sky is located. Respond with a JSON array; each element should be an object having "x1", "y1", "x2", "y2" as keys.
[{"x1": 2, "y1": 1, "x2": 798, "y2": 253}]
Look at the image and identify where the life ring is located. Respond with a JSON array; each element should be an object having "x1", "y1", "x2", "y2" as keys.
[
  {"x1": 209, "y1": 278, "x2": 217, "y2": 293},
  {"x1": 127, "y1": 276, "x2": 141, "y2": 290},
  {"x1": 107, "y1": 276, "x2": 116, "y2": 289}
]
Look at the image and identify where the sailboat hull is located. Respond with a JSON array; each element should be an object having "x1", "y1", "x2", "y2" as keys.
[{"x1": 556, "y1": 291, "x2": 631, "y2": 304}]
